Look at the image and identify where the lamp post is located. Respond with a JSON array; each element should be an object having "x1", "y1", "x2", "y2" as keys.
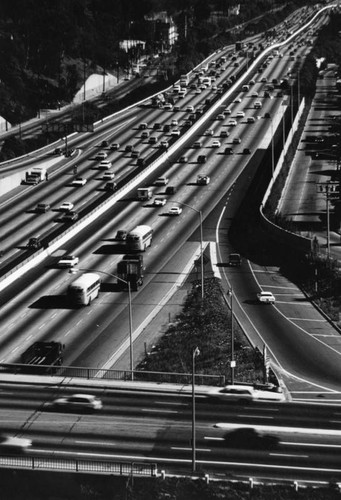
[
  {"x1": 192, "y1": 346, "x2": 200, "y2": 472},
  {"x1": 227, "y1": 288, "x2": 235, "y2": 384},
  {"x1": 172, "y1": 201, "x2": 204, "y2": 300},
  {"x1": 70, "y1": 267, "x2": 134, "y2": 379},
  {"x1": 269, "y1": 115, "x2": 275, "y2": 176}
]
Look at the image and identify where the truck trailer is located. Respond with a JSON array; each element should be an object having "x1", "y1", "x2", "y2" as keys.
[
  {"x1": 24, "y1": 166, "x2": 47, "y2": 184},
  {"x1": 117, "y1": 255, "x2": 144, "y2": 291},
  {"x1": 20, "y1": 341, "x2": 64, "y2": 374}
]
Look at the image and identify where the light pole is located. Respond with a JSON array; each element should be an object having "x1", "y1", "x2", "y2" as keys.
[
  {"x1": 192, "y1": 346, "x2": 200, "y2": 472},
  {"x1": 172, "y1": 201, "x2": 204, "y2": 300},
  {"x1": 269, "y1": 115, "x2": 275, "y2": 176},
  {"x1": 70, "y1": 267, "x2": 134, "y2": 379},
  {"x1": 227, "y1": 288, "x2": 235, "y2": 384}
]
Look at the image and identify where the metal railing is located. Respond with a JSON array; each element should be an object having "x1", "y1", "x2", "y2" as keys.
[{"x1": 0, "y1": 455, "x2": 157, "y2": 477}]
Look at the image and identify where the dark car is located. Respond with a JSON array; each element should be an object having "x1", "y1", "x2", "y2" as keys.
[
  {"x1": 27, "y1": 237, "x2": 42, "y2": 250},
  {"x1": 197, "y1": 155, "x2": 207, "y2": 163},
  {"x1": 224, "y1": 147, "x2": 234, "y2": 155},
  {"x1": 61, "y1": 211, "x2": 78, "y2": 222},
  {"x1": 223, "y1": 428, "x2": 279, "y2": 451}
]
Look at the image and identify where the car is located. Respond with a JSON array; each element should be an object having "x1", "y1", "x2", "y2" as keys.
[
  {"x1": 228, "y1": 119, "x2": 237, "y2": 126},
  {"x1": 197, "y1": 155, "x2": 207, "y2": 163},
  {"x1": 153, "y1": 198, "x2": 166, "y2": 206},
  {"x1": 48, "y1": 394, "x2": 103, "y2": 412},
  {"x1": 178, "y1": 155, "x2": 188, "y2": 163},
  {"x1": 141, "y1": 130, "x2": 150, "y2": 139},
  {"x1": 168, "y1": 206, "x2": 182, "y2": 216},
  {"x1": 171, "y1": 128, "x2": 180, "y2": 136},
  {"x1": 155, "y1": 176, "x2": 169, "y2": 186},
  {"x1": 100, "y1": 140, "x2": 109, "y2": 147},
  {"x1": 186, "y1": 105, "x2": 194, "y2": 112},
  {"x1": 54, "y1": 147, "x2": 64, "y2": 155},
  {"x1": 208, "y1": 384, "x2": 284, "y2": 402},
  {"x1": 216, "y1": 113, "x2": 225, "y2": 120},
  {"x1": 224, "y1": 147, "x2": 234, "y2": 155},
  {"x1": 247, "y1": 117, "x2": 256, "y2": 123},
  {"x1": 195, "y1": 88, "x2": 201, "y2": 94},
  {"x1": 173, "y1": 105, "x2": 181, "y2": 111},
  {"x1": 61, "y1": 211, "x2": 78, "y2": 222},
  {"x1": 115, "y1": 230, "x2": 128, "y2": 241},
  {"x1": 224, "y1": 108, "x2": 232, "y2": 115},
  {"x1": 163, "y1": 103, "x2": 173, "y2": 110},
  {"x1": 234, "y1": 97, "x2": 242, "y2": 103},
  {"x1": 131, "y1": 149, "x2": 140, "y2": 158},
  {"x1": 251, "y1": 91, "x2": 259, "y2": 97},
  {"x1": 212, "y1": 140, "x2": 221, "y2": 148},
  {"x1": 236, "y1": 111, "x2": 245, "y2": 118},
  {"x1": 110, "y1": 142, "x2": 120, "y2": 150},
  {"x1": 105, "y1": 181, "x2": 118, "y2": 191},
  {"x1": 184, "y1": 119, "x2": 193, "y2": 127},
  {"x1": 153, "y1": 123, "x2": 161, "y2": 130},
  {"x1": 264, "y1": 112, "x2": 271, "y2": 119},
  {"x1": 27, "y1": 237, "x2": 42, "y2": 249},
  {"x1": 125, "y1": 144, "x2": 133, "y2": 152},
  {"x1": 261, "y1": 77, "x2": 268, "y2": 83},
  {"x1": 220, "y1": 130, "x2": 229, "y2": 138},
  {"x1": 205, "y1": 129, "x2": 214, "y2": 136},
  {"x1": 264, "y1": 91, "x2": 271, "y2": 98},
  {"x1": 99, "y1": 160, "x2": 112, "y2": 170},
  {"x1": 139, "y1": 122, "x2": 148, "y2": 130},
  {"x1": 171, "y1": 119, "x2": 178, "y2": 127},
  {"x1": 160, "y1": 140, "x2": 169, "y2": 149},
  {"x1": 243, "y1": 148, "x2": 251, "y2": 154},
  {"x1": 163, "y1": 124, "x2": 171, "y2": 133},
  {"x1": 102, "y1": 171, "x2": 115, "y2": 180},
  {"x1": 232, "y1": 137, "x2": 241, "y2": 144},
  {"x1": 71, "y1": 177, "x2": 87, "y2": 186},
  {"x1": 257, "y1": 291, "x2": 275, "y2": 303},
  {"x1": 222, "y1": 428, "x2": 279, "y2": 450},
  {"x1": 0, "y1": 434, "x2": 32, "y2": 454},
  {"x1": 36, "y1": 203, "x2": 51, "y2": 213},
  {"x1": 254, "y1": 101, "x2": 262, "y2": 109},
  {"x1": 165, "y1": 185, "x2": 177, "y2": 194},
  {"x1": 149, "y1": 136, "x2": 158, "y2": 144},
  {"x1": 57, "y1": 254, "x2": 79, "y2": 268},
  {"x1": 59, "y1": 202, "x2": 74, "y2": 212},
  {"x1": 197, "y1": 174, "x2": 210, "y2": 185},
  {"x1": 95, "y1": 151, "x2": 107, "y2": 160}
]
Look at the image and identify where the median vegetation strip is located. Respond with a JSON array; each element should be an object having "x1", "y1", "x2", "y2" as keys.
[{"x1": 136, "y1": 277, "x2": 273, "y2": 386}]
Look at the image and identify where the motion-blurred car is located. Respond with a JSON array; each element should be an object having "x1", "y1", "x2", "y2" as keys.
[
  {"x1": 60, "y1": 211, "x2": 78, "y2": 222},
  {"x1": 57, "y1": 255, "x2": 79, "y2": 268},
  {"x1": 48, "y1": 394, "x2": 103, "y2": 412},
  {"x1": 257, "y1": 291, "x2": 275, "y2": 303},
  {"x1": 208, "y1": 384, "x2": 284, "y2": 402},
  {"x1": 222, "y1": 428, "x2": 279, "y2": 450},
  {"x1": 0, "y1": 434, "x2": 32, "y2": 454}
]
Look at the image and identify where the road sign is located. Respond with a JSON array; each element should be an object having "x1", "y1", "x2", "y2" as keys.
[{"x1": 316, "y1": 182, "x2": 339, "y2": 194}]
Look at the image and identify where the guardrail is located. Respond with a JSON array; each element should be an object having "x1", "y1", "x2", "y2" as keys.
[
  {"x1": 0, "y1": 364, "x2": 226, "y2": 386},
  {"x1": 0, "y1": 455, "x2": 157, "y2": 477}
]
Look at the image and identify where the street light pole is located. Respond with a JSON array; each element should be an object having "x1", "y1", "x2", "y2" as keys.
[
  {"x1": 227, "y1": 288, "x2": 235, "y2": 385},
  {"x1": 172, "y1": 201, "x2": 204, "y2": 300},
  {"x1": 70, "y1": 267, "x2": 134, "y2": 379},
  {"x1": 192, "y1": 346, "x2": 200, "y2": 472}
]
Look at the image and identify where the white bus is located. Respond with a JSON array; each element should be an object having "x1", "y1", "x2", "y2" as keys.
[
  {"x1": 126, "y1": 225, "x2": 153, "y2": 252},
  {"x1": 68, "y1": 273, "x2": 101, "y2": 306}
]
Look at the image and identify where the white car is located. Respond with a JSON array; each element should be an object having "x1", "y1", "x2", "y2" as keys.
[
  {"x1": 171, "y1": 128, "x2": 180, "y2": 136},
  {"x1": 57, "y1": 254, "x2": 79, "y2": 268},
  {"x1": 168, "y1": 206, "x2": 182, "y2": 216},
  {"x1": 71, "y1": 177, "x2": 87, "y2": 186},
  {"x1": 99, "y1": 160, "x2": 112, "y2": 169},
  {"x1": 212, "y1": 140, "x2": 221, "y2": 148},
  {"x1": 153, "y1": 198, "x2": 166, "y2": 206},
  {"x1": 205, "y1": 129, "x2": 214, "y2": 136},
  {"x1": 208, "y1": 384, "x2": 285, "y2": 402},
  {"x1": 186, "y1": 105, "x2": 194, "y2": 112},
  {"x1": 0, "y1": 435, "x2": 32, "y2": 453},
  {"x1": 234, "y1": 97, "x2": 242, "y2": 103},
  {"x1": 49, "y1": 394, "x2": 103, "y2": 412},
  {"x1": 59, "y1": 202, "x2": 74, "y2": 212},
  {"x1": 110, "y1": 142, "x2": 120, "y2": 150},
  {"x1": 257, "y1": 291, "x2": 276, "y2": 303},
  {"x1": 95, "y1": 151, "x2": 108, "y2": 160},
  {"x1": 236, "y1": 111, "x2": 245, "y2": 118},
  {"x1": 102, "y1": 171, "x2": 115, "y2": 180},
  {"x1": 228, "y1": 119, "x2": 237, "y2": 126},
  {"x1": 155, "y1": 176, "x2": 169, "y2": 186}
]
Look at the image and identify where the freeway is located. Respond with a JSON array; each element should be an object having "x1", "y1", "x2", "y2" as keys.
[
  {"x1": 0, "y1": 7, "x2": 338, "y2": 399},
  {"x1": 1, "y1": 379, "x2": 341, "y2": 481}
]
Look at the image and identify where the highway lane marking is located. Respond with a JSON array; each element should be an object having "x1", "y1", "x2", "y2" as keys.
[
  {"x1": 153, "y1": 401, "x2": 188, "y2": 406},
  {"x1": 283, "y1": 441, "x2": 341, "y2": 449},
  {"x1": 76, "y1": 440, "x2": 115, "y2": 446},
  {"x1": 141, "y1": 408, "x2": 178, "y2": 414},
  {"x1": 171, "y1": 447, "x2": 211, "y2": 452},
  {"x1": 237, "y1": 415, "x2": 275, "y2": 419},
  {"x1": 270, "y1": 453, "x2": 309, "y2": 458},
  {"x1": 286, "y1": 318, "x2": 327, "y2": 321},
  {"x1": 214, "y1": 423, "x2": 341, "y2": 436}
]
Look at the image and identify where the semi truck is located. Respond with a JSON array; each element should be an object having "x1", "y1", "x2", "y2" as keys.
[
  {"x1": 137, "y1": 187, "x2": 153, "y2": 201},
  {"x1": 117, "y1": 254, "x2": 144, "y2": 291},
  {"x1": 24, "y1": 166, "x2": 47, "y2": 184},
  {"x1": 20, "y1": 341, "x2": 64, "y2": 374}
]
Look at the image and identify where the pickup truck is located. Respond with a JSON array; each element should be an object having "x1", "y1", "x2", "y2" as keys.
[{"x1": 257, "y1": 291, "x2": 275, "y2": 304}]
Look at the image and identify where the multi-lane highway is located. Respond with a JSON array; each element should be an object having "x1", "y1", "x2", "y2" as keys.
[{"x1": 2, "y1": 378, "x2": 341, "y2": 481}]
